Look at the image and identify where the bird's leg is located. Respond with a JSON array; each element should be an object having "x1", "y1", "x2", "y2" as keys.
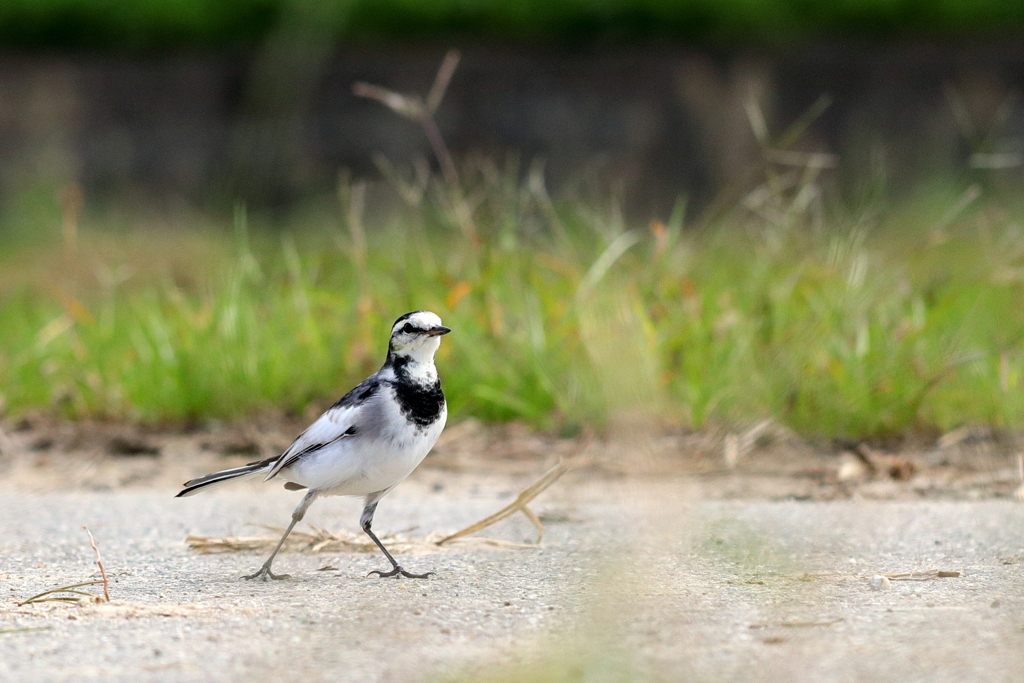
[
  {"x1": 244, "y1": 490, "x2": 318, "y2": 581},
  {"x1": 243, "y1": 519, "x2": 297, "y2": 581},
  {"x1": 361, "y1": 501, "x2": 433, "y2": 579}
]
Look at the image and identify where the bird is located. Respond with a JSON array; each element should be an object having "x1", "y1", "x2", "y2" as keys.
[{"x1": 176, "y1": 311, "x2": 451, "y2": 581}]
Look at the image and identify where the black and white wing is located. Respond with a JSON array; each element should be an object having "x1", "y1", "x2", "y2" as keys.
[{"x1": 262, "y1": 376, "x2": 382, "y2": 481}]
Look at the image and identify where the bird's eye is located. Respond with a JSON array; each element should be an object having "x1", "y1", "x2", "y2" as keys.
[{"x1": 402, "y1": 323, "x2": 414, "y2": 334}]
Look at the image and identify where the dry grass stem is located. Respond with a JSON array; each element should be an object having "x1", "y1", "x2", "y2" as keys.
[
  {"x1": 751, "y1": 618, "x2": 844, "y2": 628},
  {"x1": 854, "y1": 444, "x2": 918, "y2": 481},
  {"x1": 724, "y1": 419, "x2": 775, "y2": 469},
  {"x1": 883, "y1": 570, "x2": 961, "y2": 580},
  {"x1": 425, "y1": 49, "x2": 461, "y2": 114},
  {"x1": 18, "y1": 580, "x2": 106, "y2": 606},
  {"x1": 187, "y1": 526, "x2": 536, "y2": 555},
  {"x1": 780, "y1": 618, "x2": 845, "y2": 627},
  {"x1": 353, "y1": 49, "x2": 461, "y2": 185},
  {"x1": 437, "y1": 460, "x2": 569, "y2": 545},
  {"x1": 19, "y1": 530, "x2": 112, "y2": 605},
  {"x1": 187, "y1": 462, "x2": 568, "y2": 555},
  {"x1": 938, "y1": 426, "x2": 973, "y2": 449},
  {"x1": 82, "y1": 526, "x2": 110, "y2": 602}
]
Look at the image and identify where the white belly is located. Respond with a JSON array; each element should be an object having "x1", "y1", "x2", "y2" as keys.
[{"x1": 282, "y1": 403, "x2": 447, "y2": 497}]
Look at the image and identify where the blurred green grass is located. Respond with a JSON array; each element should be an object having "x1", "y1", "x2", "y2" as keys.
[{"x1": 1, "y1": 171, "x2": 1023, "y2": 438}]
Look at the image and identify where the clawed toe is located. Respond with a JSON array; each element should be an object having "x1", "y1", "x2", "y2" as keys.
[
  {"x1": 243, "y1": 566, "x2": 290, "y2": 581},
  {"x1": 400, "y1": 570, "x2": 434, "y2": 579},
  {"x1": 368, "y1": 566, "x2": 434, "y2": 579}
]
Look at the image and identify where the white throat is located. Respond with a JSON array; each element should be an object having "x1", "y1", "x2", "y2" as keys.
[
  {"x1": 392, "y1": 335, "x2": 441, "y2": 383},
  {"x1": 403, "y1": 357, "x2": 438, "y2": 384}
]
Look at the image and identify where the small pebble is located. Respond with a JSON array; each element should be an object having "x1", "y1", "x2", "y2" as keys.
[{"x1": 870, "y1": 575, "x2": 892, "y2": 591}]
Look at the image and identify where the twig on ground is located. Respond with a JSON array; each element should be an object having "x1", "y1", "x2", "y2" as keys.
[
  {"x1": 854, "y1": 444, "x2": 917, "y2": 481},
  {"x1": 437, "y1": 460, "x2": 569, "y2": 545},
  {"x1": 780, "y1": 618, "x2": 845, "y2": 627},
  {"x1": 186, "y1": 526, "x2": 536, "y2": 554},
  {"x1": 82, "y1": 526, "x2": 110, "y2": 602},
  {"x1": 723, "y1": 419, "x2": 774, "y2": 469},
  {"x1": 187, "y1": 461, "x2": 569, "y2": 554},
  {"x1": 883, "y1": 569, "x2": 961, "y2": 580},
  {"x1": 750, "y1": 618, "x2": 843, "y2": 629},
  {"x1": 189, "y1": 526, "x2": 363, "y2": 553},
  {"x1": 20, "y1": 529, "x2": 112, "y2": 606},
  {"x1": 18, "y1": 580, "x2": 106, "y2": 606},
  {"x1": 0, "y1": 627, "x2": 53, "y2": 635}
]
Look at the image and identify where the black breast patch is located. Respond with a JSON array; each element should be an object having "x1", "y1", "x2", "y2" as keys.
[{"x1": 390, "y1": 362, "x2": 445, "y2": 427}]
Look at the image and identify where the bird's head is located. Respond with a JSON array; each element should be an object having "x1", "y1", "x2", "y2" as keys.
[{"x1": 387, "y1": 311, "x2": 451, "y2": 365}]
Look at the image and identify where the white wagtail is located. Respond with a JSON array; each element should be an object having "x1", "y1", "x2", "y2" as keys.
[{"x1": 177, "y1": 311, "x2": 451, "y2": 581}]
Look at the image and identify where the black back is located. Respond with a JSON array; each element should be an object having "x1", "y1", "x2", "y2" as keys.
[{"x1": 331, "y1": 376, "x2": 381, "y2": 410}]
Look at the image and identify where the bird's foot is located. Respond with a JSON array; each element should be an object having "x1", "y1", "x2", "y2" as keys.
[
  {"x1": 243, "y1": 564, "x2": 290, "y2": 581},
  {"x1": 367, "y1": 566, "x2": 433, "y2": 579}
]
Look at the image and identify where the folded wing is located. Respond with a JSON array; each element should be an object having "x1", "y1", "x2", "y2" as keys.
[{"x1": 262, "y1": 404, "x2": 361, "y2": 482}]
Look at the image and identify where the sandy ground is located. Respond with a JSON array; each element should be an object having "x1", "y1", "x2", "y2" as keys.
[{"x1": 2, "y1": 460, "x2": 1023, "y2": 683}]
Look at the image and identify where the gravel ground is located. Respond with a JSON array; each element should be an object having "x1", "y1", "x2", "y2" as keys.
[{"x1": 1, "y1": 469, "x2": 1023, "y2": 682}]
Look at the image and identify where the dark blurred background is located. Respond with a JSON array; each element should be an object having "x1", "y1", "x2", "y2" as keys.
[{"x1": 1, "y1": 0, "x2": 1023, "y2": 220}]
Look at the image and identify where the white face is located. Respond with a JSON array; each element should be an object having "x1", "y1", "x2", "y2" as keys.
[{"x1": 388, "y1": 311, "x2": 450, "y2": 364}]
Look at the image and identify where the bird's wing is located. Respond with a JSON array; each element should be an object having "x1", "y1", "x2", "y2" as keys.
[{"x1": 263, "y1": 377, "x2": 381, "y2": 482}]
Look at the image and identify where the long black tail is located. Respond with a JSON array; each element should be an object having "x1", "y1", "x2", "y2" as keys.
[{"x1": 175, "y1": 459, "x2": 274, "y2": 498}]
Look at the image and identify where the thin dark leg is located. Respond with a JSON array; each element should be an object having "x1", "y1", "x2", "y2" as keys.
[
  {"x1": 244, "y1": 490, "x2": 318, "y2": 581},
  {"x1": 243, "y1": 518, "x2": 298, "y2": 581},
  {"x1": 360, "y1": 501, "x2": 432, "y2": 579}
]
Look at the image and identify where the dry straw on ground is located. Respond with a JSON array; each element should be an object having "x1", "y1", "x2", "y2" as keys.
[
  {"x1": 18, "y1": 527, "x2": 111, "y2": 606},
  {"x1": 882, "y1": 569, "x2": 961, "y2": 580},
  {"x1": 187, "y1": 461, "x2": 569, "y2": 555}
]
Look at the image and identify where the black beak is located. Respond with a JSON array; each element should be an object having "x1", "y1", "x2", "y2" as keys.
[{"x1": 426, "y1": 326, "x2": 451, "y2": 337}]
